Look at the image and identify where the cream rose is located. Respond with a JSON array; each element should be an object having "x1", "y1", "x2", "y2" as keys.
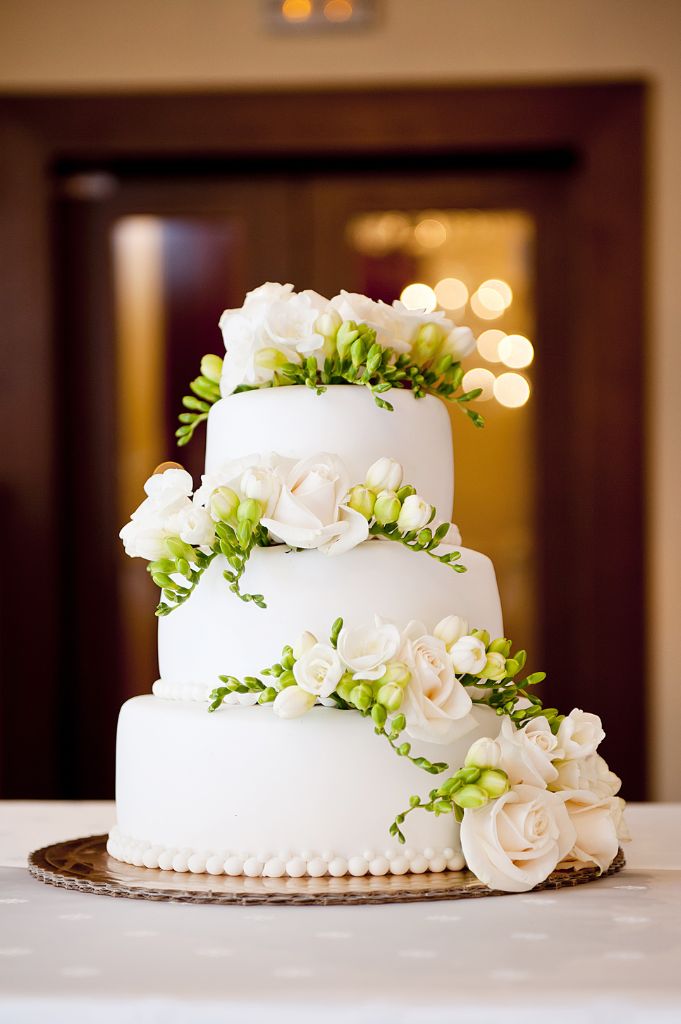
[
  {"x1": 399, "y1": 622, "x2": 473, "y2": 744},
  {"x1": 260, "y1": 453, "x2": 369, "y2": 555},
  {"x1": 460, "y1": 784, "x2": 577, "y2": 892},
  {"x1": 552, "y1": 753, "x2": 621, "y2": 799},
  {"x1": 497, "y1": 716, "x2": 559, "y2": 788},
  {"x1": 556, "y1": 709, "x2": 605, "y2": 760},
  {"x1": 559, "y1": 789, "x2": 623, "y2": 873},
  {"x1": 337, "y1": 619, "x2": 401, "y2": 681},
  {"x1": 293, "y1": 642, "x2": 343, "y2": 698}
]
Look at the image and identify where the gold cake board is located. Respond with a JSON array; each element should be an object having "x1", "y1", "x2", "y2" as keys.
[{"x1": 28, "y1": 835, "x2": 626, "y2": 906}]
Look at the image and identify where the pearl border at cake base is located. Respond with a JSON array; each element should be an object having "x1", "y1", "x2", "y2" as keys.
[{"x1": 28, "y1": 835, "x2": 625, "y2": 906}]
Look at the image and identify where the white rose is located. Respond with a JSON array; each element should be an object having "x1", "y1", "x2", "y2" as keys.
[
  {"x1": 260, "y1": 453, "x2": 369, "y2": 555},
  {"x1": 497, "y1": 716, "x2": 559, "y2": 788},
  {"x1": 465, "y1": 736, "x2": 502, "y2": 769},
  {"x1": 399, "y1": 622, "x2": 473, "y2": 744},
  {"x1": 365, "y1": 457, "x2": 403, "y2": 493},
  {"x1": 337, "y1": 619, "x2": 401, "y2": 681},
  {"x1": 460, "y1": 784, "x2": 577, "y2": 892},
  {"x1": 293, "y1": 643, "x2": 343, "y2": 698},
  {"x1": 442, "y1": 325, "x2": 476, "y2": 360},
  {"x1": 433, "y1": 615, "x2": 468, "y2": 650},
  {"x1": 273, "y1": 685, "x2": 316, "y2": 719},
  {"x1": 193, "y1": 454, "x2": 290, "y2": 513},
  {"x1": 240, "y1": 465, "x2": 281, "y2": 516},
  {"x1": 551, "y1": 753, "x2": 621, "y2": 799},
  {"x1": 397, "y1": 494, "x2": 432, "y2": 532},
  {"x1": 556, "y1": 709, "x2": 605, "y2": 760},
  {"x1": 168, "y1": 504, "x2": 215, "y2": 548},
  {"x1": 450, "y1": 635, "x2": 487, "y2": 675},
  {"x1": 559, "y1": 789, "x2": 622, "y2": 873},
  {"x1": 264, "y1": 289, "x2": 328, "y2": 357}
]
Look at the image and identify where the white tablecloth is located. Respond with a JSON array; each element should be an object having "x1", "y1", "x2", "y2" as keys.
[{"x1": 1, "y1": 801, "x2": 680, "y2": 1023}]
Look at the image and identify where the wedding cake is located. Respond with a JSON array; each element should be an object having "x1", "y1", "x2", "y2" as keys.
[{"x1": 110, "y1": 283, "x2": 626, "y2": 893}]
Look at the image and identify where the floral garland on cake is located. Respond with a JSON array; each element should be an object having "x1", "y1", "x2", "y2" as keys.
[
  {"x1": 176, "y1": 282, "x2": 484, "y2": 446},
  {"x1": 120, "y1": 457, "x2": 464, "y2": 615},
  {"x1": 207, "y1": 615, "x2": 627, "y2": 893}
]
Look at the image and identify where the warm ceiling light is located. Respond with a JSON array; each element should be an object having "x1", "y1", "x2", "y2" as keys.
[
  {"x1": 399, "y1": 282, "x2": 437, "y2": 313},
  {"x1": 470, "y1": 288, "x2": 505, "y2": 320},
  {"x1": 414, "y1": 218, "x2": 447, "y2": 248},
  {"x1": 434, "y1": 277, "x2": 469, "y2": 310},
  {"x1": 476, "y1": 329, "x2": 506, "y2": 363},
  {"x1": 462, "y1": 367, "x2": 496, "y2": 401},
  {"x1": 324, "y1": 0, "x2": 353, "y2": 21},
  {"x1": 498, "y1": 334, "x2": 534, "y2": 369},
  {"x1": 494, "y1": 372, "x2": 531, "y2": 408},
  {"x1": 282, "y1": 0, "x2": 312, "y2": 22},
  {"x1": 480, "y1": 278, "x2": 513, "y2": 309}
]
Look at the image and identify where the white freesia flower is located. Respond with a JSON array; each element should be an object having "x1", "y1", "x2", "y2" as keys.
[
  {"x1": 273, "y1": 685, "x2": 316, "y2": 719},
  {"x1": 497, "y1": 716, "x2": 559, "y2": 788},
  {"x1": 292, "y1": 631, "x2": 318, "y2": 659},
  {"x1": 397, "y1": 494, "x2": 432, "y2": 532},
  {"x1": 240, "y1": 465, "x2": 282, "y2": 516},
  {"x1": 465, "y1": 736, "x2": 502, "y2": 769},
  {"x1": 120, "y1": 468, "x2": 196, "y2": 561},
  {"x1": 460, "y1": 784, "x2": 577, "y2": 892},
  {"x1": 365, "y1": 457, "x2": 403, "y2": 493},
  {"x1": 265, "y1": 289, "x2": 328, "y2": 355},
  {"x1": 293, "y1": 643, "x2": 344, "y2": 698},
  {"x1": 387, "y1": 300, "x2": 453, "y2": 354},
  {"x1": 450, "y1": 635, "x2": 487, "y2": 675},
  {"x1": 193, "y1": 454, "x2": 288, "y2": 514},
  {"x1": 399, "y1": 621, "x2": 473, "y2": 744},
  {"x1": 260, "y1": 453, "x2": 369, "y2": 555},
  {"x1": 168, "y1": 504, "x2": 215, "y2": 548},
  {"x1": 559, "y1": 789, "x2": 623, "y2": 873},
  {"x1": 337, "y1": 618, "x2": 401, "y2": 681},
  {"x1": 442, "y1": 325, "x2": 476, "y2": 360},
  {"x1": 433, "y1": 615, "x2": 468, "y2": 650},
  {"x1": 556, "y1": 709, "x2": 605, "y2": 761},
  {"x1": 551, "y1": 753, "x2": 622, "y2": 799},
  {"x1": 330, "y1": 290, "x2": 453, "y2": 355}
]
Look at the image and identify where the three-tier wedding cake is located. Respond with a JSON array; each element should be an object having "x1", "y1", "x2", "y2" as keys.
[{"x1": 110, "y1": 283, "x2": 626, "y2": 893}]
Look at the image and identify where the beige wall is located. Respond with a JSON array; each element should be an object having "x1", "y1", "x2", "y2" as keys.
[{"x1": 1, "y1": 0, "x2": 679, "y2": 797}]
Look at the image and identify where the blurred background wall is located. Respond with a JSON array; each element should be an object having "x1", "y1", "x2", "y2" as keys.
[{"x1": 0, "y1": 0, "x2": 678, "y2": 798}]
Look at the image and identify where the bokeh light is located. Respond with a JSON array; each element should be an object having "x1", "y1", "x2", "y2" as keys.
[
  {"x1": 476, "y1": 329, "x2": 506, "y2": 363},
  {"x1": 470, "y1": 287, "x2": 505, "y2": 320},
  {"x1": 434, "y1": 277, "x2": 469, "y2": 310},
  {"x1": 414, "y1": 218, "x2": 447, "y2": 248},
  {"x1": 282, "y1": 0, "x2": 312, "y2": 21},
  {"x1": 400, "y1": 282, "x2": 437, "y2": 312},
  {"x1": 462, "y1": 367, "x2": 496, "y2": 402},
  {"x1": 494, "y1": 372, "x2": 531, "y2": 407},
  {"x1": 479, "y1": 278, "x2": 513, "y2": 309},
  {"x1": 498, "y1": 334, "x2": 534, "y2": 369},
  {"x1": 323, "y1": 0, "x2": 354, "y2": 22}
]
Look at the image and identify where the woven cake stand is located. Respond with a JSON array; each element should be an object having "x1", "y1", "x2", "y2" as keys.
[{"x1": 28, "y1": 835, "x2": 626, "y2": 906}]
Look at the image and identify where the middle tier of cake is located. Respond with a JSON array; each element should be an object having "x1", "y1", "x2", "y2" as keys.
[{"x1": 156, "y1": 541, "x2": 502, "y2": 700}]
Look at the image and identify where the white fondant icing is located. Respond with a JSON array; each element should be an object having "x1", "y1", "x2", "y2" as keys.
[
  {"x1": 111, "y1": 697, "x2": 501, "y2": 876},
  {"x1": 158, "y1": 543, "x2": 502, "y2": 691},
  {"x1": 205, "y1": 386, "x2": 455, "y2": 517}
]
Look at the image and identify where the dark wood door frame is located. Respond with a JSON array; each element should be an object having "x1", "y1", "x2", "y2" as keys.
[{"x1": 0, "y1": 83, "x2": 646, "y2": 797}]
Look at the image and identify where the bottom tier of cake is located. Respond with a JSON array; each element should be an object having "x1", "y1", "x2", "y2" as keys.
[{"x1": 109, "y1": 696, "x2": 500, "y2": 878}]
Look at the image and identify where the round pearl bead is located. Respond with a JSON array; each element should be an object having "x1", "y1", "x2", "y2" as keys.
[
  {"x1": 369, "y1": 857, "x2": 390, "y2": 876},
  {"x1": 205, "y1": 855, "x2": 225, "y2": 876},
  {"x1": 348, "y1": 856, "x2": 369, "y2": 877},
  {"x1": 286, "y1": 857, "x2": 307, "y2": 878},
  {"x1": 224, "y1": 856, "x2": 244, "y2": 876},
  {"x1": 263, "y1": 858, "x2": 285, "y2": 878},
  {"x1": 328, "y1": 857, "x2": 348, "y2": 877},
  {"x1": 243, "y1": 858, "x2": 264, "y2": 878}
]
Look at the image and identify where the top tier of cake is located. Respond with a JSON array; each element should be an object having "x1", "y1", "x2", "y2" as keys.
[{"x1": 205, "y1": 386, "x2": 454, "y2": 517}]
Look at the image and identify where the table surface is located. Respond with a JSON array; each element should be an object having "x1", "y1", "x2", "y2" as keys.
[{"x1": 1, "y1": 801, "x2": 680, "y2": 1024}]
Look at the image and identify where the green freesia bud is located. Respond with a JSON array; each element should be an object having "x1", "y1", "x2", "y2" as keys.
[
  {"x1": 391, "y1": 713, "x2": 407, "y2": 734},
  {"x1": 464, "y1": 737, "x2": 501, "y2": 769},
  {"x1": 210, "y1": 486, "x2": 240, "y2": 523},
  {"x1": 350, "y1": 682, "x2": 373, "y2": 712},
  {"x1": 347, "y1": 484, "x2": 376, "y2": 520},
  {"x1": 396, "y1": 484, "x2": 416, "y2": 502},
  {"x1": 452, "y1": 784, "x2": 489, "y2": 810},
  {"x1": 314, "y1": 310, "x2": 342, "y2": 339},
  {"x1": 479, "y1": 651, "x2": 508, "y2": 681},
  {"x1": 351, "y1": 336, "x2": 368, "y2": 367},
  {"x1": 488, "y1": 638, "x2": 512, "y2": 657},
  {"x1": 237, "y1": 498, "x2": 262, "y2": 524},
  {"x1": 200, "y1": 353, "x2": 223, "y2": 383},
  {"x1": 254, "y1": 347, "x2": 289, "y2": 371},
  {"x1": 377, "y1": 661, "x2": 411, "y2": 689},
  {"x1": 278, "y1": 669, "x2": 296, "y2": 689},
  {"x1": 236, "y1": 519, "x2": 252, "y2": 549},
  {"x1": 336, "y1": 673, "x2": 355, "y2": 703},
  {"x1": 336, "y1": 320, "x2": 359, "y2": 359},
  {"x1": 165, "y1": 537, "x2": 195, "y2": 563},
  {"x1": 477, "y1": 768, "x2": 510, "y2": 799},
  {"x1": 411, "y1": 323, "x2": 445, "y2": 365},
  {"x1": 373, "y1": 490, "x2": 402, "y2": 525},
  {"x1": 377, "y1": 682, "x2": 404, "y2": 712},
  {"x1": 471, "y1": 628, "x2": 491, "y2": 648},
  {"x1": 371, "y1": 703, "x2": 387, "y2": 728}
]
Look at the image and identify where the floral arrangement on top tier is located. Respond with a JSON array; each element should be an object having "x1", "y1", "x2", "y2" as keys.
[
  {"x1": 208, "y1": 614, "x2": 627, "y2": 893},
  {"x1": 120, "y1": 456, "x2": 464, "y2": 615},
  {"x1": 176, "y1": 282, "x2": 483, "y2": 446}
]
